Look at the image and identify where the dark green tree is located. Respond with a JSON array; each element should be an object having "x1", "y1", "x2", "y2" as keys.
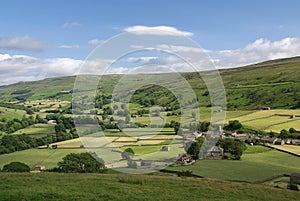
[
  {"x1": 2, "y1": 162, "x2": 30, "y2": 172},
  {"x1": 279, "y1": 129, "x2": 289, "y2": 139},
  {"x1": 121, "y1": 148, "x2": 135, "y2": 160},
  {"x1": 57, "y1": 152, "x2": 106, "y2": 173},
  {"x1": 225, "y1": 120, "x2": 242, "y2": 131},
  {"x1": 185, "y1": 137, "x2": 205, "y2": 159}
]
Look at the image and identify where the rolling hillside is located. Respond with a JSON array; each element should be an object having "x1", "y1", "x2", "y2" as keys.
[{"x1": 0, "y1": 56, "x2": 299, "y2": 110}]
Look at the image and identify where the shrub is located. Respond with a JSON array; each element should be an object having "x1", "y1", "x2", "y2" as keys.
[
  {"x1": 2, "y1": 162, "x2": 30, "y2": 172},
  {"x1": 288, "y1": 183, "x2": 299, "y2": 191},
  {"x1": 178, "y1": 170, "x2": 193, "y2": 177}
]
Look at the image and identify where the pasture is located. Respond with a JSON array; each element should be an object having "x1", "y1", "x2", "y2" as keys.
[
  {"x1": 131, "y1": 107, "x2": 300, "y2": 132},
  {"x1": 226, "y1": 109, "x2": 300, "y2": 132},
  {"x1": 0, "y1": 148, "x2": 86, "y2": 169},
  {"x1": 168, "y1": 148, "x2": 300, "y2": 182},
  {"x1": 0, "y1": 106, "x2": 26, "y2": 121},
  {"x1": 270, "y1": 145, "x2": 300, "y2": 155},
  {"x1": 13, "y1": 123, "x2": 55, "y2": 137},
  {"x1": 1, "y1": 173, "x2": 299, "y2": 201}
]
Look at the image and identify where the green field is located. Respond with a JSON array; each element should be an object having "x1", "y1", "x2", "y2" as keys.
[
  {"x1": 131, "y1": 108, "x2": 300, "y2": 132},
  {"x1": 244, "y1": 145, "x2": 272, "y2": 154},
  {"x1": 168, "y1": 149, "x2": 300, "y2": 182},
  {"x1": 0, "y1": 148, "x2": 86, "y2": 169},
  {"x1": 1, "y1": 173, "x2": 299, "y2": 201},
  {"x1": 13, "y1": 123, "x2": 55, "y2": 137},
  {"x1": 226, "y1": 109, "x2": 300, "y2": 132},
  {"x1": 271, "y1": 145, "x2": 300, "y2": 155},
  {"x1": 0, "y1": 106, "x2": 26, "y2": 121}
]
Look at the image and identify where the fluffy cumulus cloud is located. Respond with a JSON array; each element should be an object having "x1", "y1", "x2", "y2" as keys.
[
  {"x1": 0, "y1": 36, "x2": 49, "y2": 52},
  {"x1": 0, "y1": 54, "x2": 82, "y2": 85},
  {"x1": 124, "y1": 25, "x2": 193, "y2": 37},
  {"x1": 212, "y1": 37, "x2": 300, "y2": 68}
]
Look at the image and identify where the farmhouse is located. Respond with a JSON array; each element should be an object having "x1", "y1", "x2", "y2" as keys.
[
  {"x1": 47, "y1": 120, "x2": 57, "y2": 125},
  {"x1": 177, "y1": 154, "x2": 193, "y2": 164},
  {"x1": 291, "y1": 139, "x2": 300, "y2": 145},
  {"x1": 290, "y1": 173, "x2": 300, "y2": 184},
  {"x1": 205, "y1": 146, "x2": 223, "y2": 160},
  {"x1": 34, "y1": 165, "x2": 45, "y2": 171},
  {"x1": 234, "y1": 133, "x2": 251, "y2": 141},
  {"x1": 273, "y1": 138, "x2": 285, "y2": 145},
  {"x1": 161, "y1": 146, "x2": 170, "y2": 151},
  {"x1": 260, "y1": 137, "x2": 275, "y2": 144}
]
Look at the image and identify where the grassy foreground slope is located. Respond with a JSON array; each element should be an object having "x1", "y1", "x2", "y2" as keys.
[{"x1": 0, "y1": 173, "x2": 299, "y2": 201}]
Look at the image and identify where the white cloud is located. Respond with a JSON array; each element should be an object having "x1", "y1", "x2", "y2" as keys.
[
  {"x1": 124, "y1": 26, "x2": 193, "y2": 37},
  {"x1": 62, "y1": 22, "x2": 82, "y2": 28},
  {"x1": 0, "y1": 36, "x2": 49, "y2": 52},
  {"x1": 212, "y1": 37, "x2": 300, "y2": 68},
  {"x1": 126, "y1": 57, "x2": 159, "y2": 63},
  {"x1": 2, "y1": 37, "x2": 300, "y2": 85},
  {"x1": 156, "y1": 44, "x2": 208, "y2": 53},
  {"x1": 0, "y1": 54, "x2": 82, "y2": 85},
  {"x1": 58, "y1": 45, "x2": 80, "y2": 49},
  {"x1": 88, "y1": 39, "x2": 104, "y2": 45}
]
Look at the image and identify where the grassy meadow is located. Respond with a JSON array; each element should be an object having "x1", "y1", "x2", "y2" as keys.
[
  {"x1": 168, "y1": 147, "x2": 300, "y2": 182},
  {"x1": 1, "y1": 173, "x2": 299, "y2": 201}
]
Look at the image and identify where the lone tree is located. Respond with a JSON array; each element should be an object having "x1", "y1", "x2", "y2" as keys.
[
  {"x1": 56, "y1": 152, "x2": 106, "y2": 173},
  {"x1": 218, "y1": 138, "x2": 246, "y2": 160},
  {"x1": 225, "y1": 120, "x2": 242, "y2": 131},
  {"x1": 121, "y1": 148, "x2": 135, "y2": 160},
  {"x1": 2, "y1": 162, "x2": 30, "y2": 172},
  {"x1": 184, "y1": 136, "x2": 205, "y2": 159}
]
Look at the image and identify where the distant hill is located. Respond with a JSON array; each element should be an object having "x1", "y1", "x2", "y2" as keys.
[{"x1": 0, "y1": 56, "x2": 299, "y2": 110}]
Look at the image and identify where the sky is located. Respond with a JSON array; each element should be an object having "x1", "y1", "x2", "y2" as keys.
[{"x1": 0, "y1": 0, "x2": 300, "y2": 85}]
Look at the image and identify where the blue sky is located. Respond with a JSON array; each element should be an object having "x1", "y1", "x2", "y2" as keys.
[{"x1": 0, "y1": 0, "x2": 300, "y2": 84}]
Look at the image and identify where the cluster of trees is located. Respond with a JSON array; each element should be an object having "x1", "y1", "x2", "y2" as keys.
[
  {"x1": 49, "y1": 152, "x2": 107, "y2": 173},
  {"x1": 217, "y1": 138, "x2": 246, "y2": 160},
  {"x1": 0, "y1": 114, "x2": 78, "y2": 154},
  {"x1": 184, "y1": 136, "x2": 205, "y2": 159},
  {"x1": 0, "y1": 115, "x2": 46, "y2": 134},
  {"x1": 188, "y1": 121, "x2": 211, "y2": 132},
  {"x1": 276, "y1": 128, "x2": 300, "y2": 139},
  {"x1": 136, "y1": 109, "x2": 149, "y2": 116},
  {"x1": 95, "y1": 94, "x2": 112, "y2": 109},
  {"x1": 0, "y1": 134, "x2": 43, "y2": 154},
  {"x1": 184, "y1": 136, "x2": 246, "y2": 160}
]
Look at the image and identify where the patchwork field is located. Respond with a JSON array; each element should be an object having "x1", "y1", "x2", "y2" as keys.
[
  {"x1": 131, "y1": 108, "x2": 300, "y2": 132},
  {"x1": 226, "y1": 109, "x2": 300, "y2": 132}
]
